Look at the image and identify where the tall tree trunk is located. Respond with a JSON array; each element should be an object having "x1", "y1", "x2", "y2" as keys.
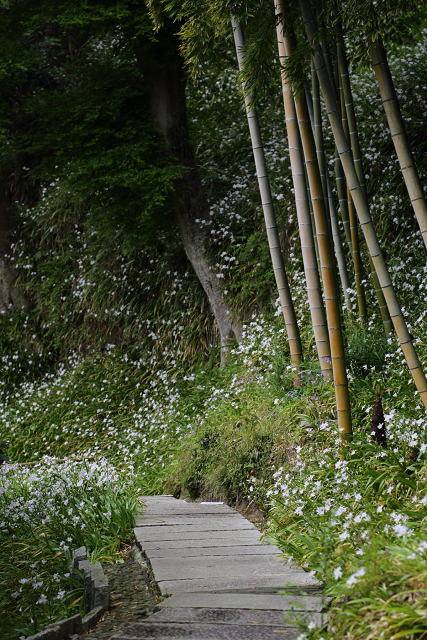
[
  {"x1": 278, "y1": 1, "x2": 353, "y2": 440},
  {"x1": 133, "y1": 24, "x2": 241, "y2": 361},
  {"x1": 275, "y1": 9, "x2": 332, "y2": 379},
  {"x1": 299, "y1": 0, "x2": 427, "y2": 410},
  {"x1": 0, "y1": 185, "x2": 27, "y2": 311},
  {"x1": 232, "y1": 17, "x2": 303, "y2": 376},
  {"x1": 337, "y1": 33, "x2": 393, "y2": 335},
  {"x1": 369, "y1": 37, "x2": 427, "y2": 251}
]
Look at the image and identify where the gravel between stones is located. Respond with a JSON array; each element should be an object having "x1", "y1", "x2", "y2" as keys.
[{"x1": 82, "y1": 548, "x2": 157, "y2": 640}]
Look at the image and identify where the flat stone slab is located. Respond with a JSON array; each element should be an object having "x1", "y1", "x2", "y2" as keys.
[
  {"x1": 111, "y1": 621, "x2": 302, "y2": 639},
  {"x1": 149, "y1": 607, "x2": 323, "y2": 627},
  {"x1": 157, "y1": 572, "x2": 317, "y2": 596},
  {"x1": 135, "y1": 529, "x2": 262, "y2": 544},
  {"x1": 149, "y1": 555, "x2": 293, "y2": 582},
  {"x1": 145, "y1": 545, "x2": 282, "y2": 558},
  {"x1": 140, "y1": 506, "x2": 237, "y2": 516},
  {"x1": 135, "y1": 521, "x2": 256, "y2": 532},
  {"x1": 136, "y1": 517, "x2": 254, "y2": 529},
  {"x1": 155, "y1": 592, "x2": 324, "y2": 612},
  {"x1": 138, "y1": 537, "x2": 272, "y2": 550}
]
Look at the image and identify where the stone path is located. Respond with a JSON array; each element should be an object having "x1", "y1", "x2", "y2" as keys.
[{"x1": 111, "y1": 496, "x2": 324, "y2": 639}]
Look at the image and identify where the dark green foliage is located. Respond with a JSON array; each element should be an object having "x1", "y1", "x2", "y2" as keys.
[
  {"x1": 345, "y1": 325, "x2": 388, "y2": 377},
  {"x1": 0, "y1": 1, "x2": 183, "y2": 250},
  {"x1": 0, "y1": 440, "x2": 8, "y2": 462}
]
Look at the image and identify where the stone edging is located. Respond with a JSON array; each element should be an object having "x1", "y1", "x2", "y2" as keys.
[{"x1": 25, "y1": 547, "x2": 110, "y2": 640}]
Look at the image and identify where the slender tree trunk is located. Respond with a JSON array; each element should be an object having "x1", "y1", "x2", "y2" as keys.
[
  {"x1": 133, "y1": 23, "x2": 241, "y2": 361},
  {"x1": 278, "y1": 1, "x2": 352, "y2": 439},
  {"x1": 275, "y1": 9, "x2": 332, "y2": 379},
  {"x1": 337, "y1": 33, "x2": 393, "y2": 335},
  {"x1": 299, "y1": 0, "x2": 427, "y2": 410},
  {"x1": 232, "y1": 17, "x2": 303, "y2": 375},
  {"x1": 369, "y1": 37, "x2": 427, "y2": 251}
]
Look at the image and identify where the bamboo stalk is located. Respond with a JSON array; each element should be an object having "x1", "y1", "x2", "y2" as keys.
[
  {"x1": 369, "y1": 37, "x2": 427, "y2": 251},
  {"x1": 278, "y1": 1, "x2": 352, "y2": 440},
  {"x1": 307, "y1": 64, "x2": 352, "y2": 313},
  {"x1": 337, "y1": 33, "x2": 393, "y2": 335},
  {"x1": 231, "y1": 17, "x2": 303, "y2": 376},
  {"x1": 326, "y1": 173, "x2": 352, "y2": 313},
  {"x1": 275, "y1": 8, "x2": 332, "y2": 379},
  {"x1": 312, "y1": 60, "x2": 328, "y2": 206},
  {"x1": 299, "y1": 0, "x2": 427, "y2": 411},
  {"x1": 334, "y1": 146, "x2": 352, "y2": 248},
  {"x1": 338, "y1": 63, "x2": 368, "y2": 324}
]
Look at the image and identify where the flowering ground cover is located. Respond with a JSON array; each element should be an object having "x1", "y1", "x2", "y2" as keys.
[
  {"x1": 0, "y1": 457, "x2": 137, "y2": 639},
  {"x1": 2, "y1": 29, "x2": 427, "y2": 640}
]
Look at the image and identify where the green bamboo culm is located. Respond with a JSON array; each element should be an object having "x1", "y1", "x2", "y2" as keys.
[
  {"x1": 337, "y1": 32, "x2": 393, "y2": 335},
  {"x1": 299, "y1": 0, "x2": 427, "y2": 411},
  {"x1": 338, "y1": 61, "x2": 368, "y2": 325},
  {"x1": 334, "y1": 146, "x2": 352, "y2": 249},
  {"x1": 308, "y1": 62, "x2": 352, "y2": 313},
  {"x1": 369, "y1": 37, "x2": 427, "y2": 252},
  {"x1": 231, "y1": 17, "x2": 303, "y2": 379},
  {"x1": 278, "y1": 0, "x2": 352, "y2": 441},
  {"x1": 275, "y1": 3, "x2": 332, "y2": 380}
]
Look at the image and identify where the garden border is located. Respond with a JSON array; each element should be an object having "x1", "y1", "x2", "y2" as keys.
[{"x1": 25, "y1": 547, "x2": 109, "y2": 640}]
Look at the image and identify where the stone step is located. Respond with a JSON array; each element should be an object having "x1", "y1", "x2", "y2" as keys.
[
  {"x1": 135, "y1": 517, "x2": 255, "y2": 528},
  {"x1": 135, "y1": 521, "x2": 257, "y2": 532},
  {"x1": 155, "y1": 591, "x2": 324, "y2": 612},
  {"x1": 145, "y1": 545, "x2": 281, "y2": 558},
  {"x1": 135, "y1": 529, "x2": 262, "y2": 544},
  {"x1": 137, "y1": 537, "x2": 273, "y2": 550},
  {"x1": 140, "y1": 506, "x2": 237, "y2": 516},
  {"x1": 148, "y1": 606, "x2": 323, "y2": 627},
  {"x1": 157, "y1": 571, "x2": 317, "y2": 596},
  {"x1": 111, "y1": 621, "x2": 302, "y2": 639},
  {"x1": 148, "y1": 554, "x2": 293, "y2": 582}
]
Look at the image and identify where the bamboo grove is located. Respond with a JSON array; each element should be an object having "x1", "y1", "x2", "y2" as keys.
[{"x1": 156, "y1": 0, "x2": 427, "y2": 439}]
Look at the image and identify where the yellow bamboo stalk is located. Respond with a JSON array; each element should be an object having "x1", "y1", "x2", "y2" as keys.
[
  {"x1": 337, "y1": 33, "x2": 393, "y2": 335},
  {"x1": 369, "y1": 37, "x2": 427, "y2": 251},
  {"x1": 275, "y1": 12, "x2": 332, "y2": 379},
  {"x1": 278, "y1": 0, "x2": 352, "y2": 440},
  {"x1": 307, "y1": 64, "x2": 352, "y2": 313},
  {"x1": 299, "y1": 0, "x2": 427, "y2": 410},
  {"x1": 231, "y1": 17, "x2": 303, "y2": 377}
]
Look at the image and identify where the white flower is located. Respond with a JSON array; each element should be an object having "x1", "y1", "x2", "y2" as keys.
[
  {"x1": 333, "y1": 567, "x2": 343, "y2": 580},
  {"x1": 37, "y1": 594, "x2": 47, "y2": 605},
  {"x1": 393, "y1": 524, "x2": 412, "y2": 537},
  {"x1": 346, "y1": 567, "x2": 365, "y2": 587}
]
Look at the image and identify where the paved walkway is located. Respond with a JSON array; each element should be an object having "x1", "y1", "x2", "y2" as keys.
[{"x1": 111, "y1": 496, "x2": 323, "y2": 639}]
